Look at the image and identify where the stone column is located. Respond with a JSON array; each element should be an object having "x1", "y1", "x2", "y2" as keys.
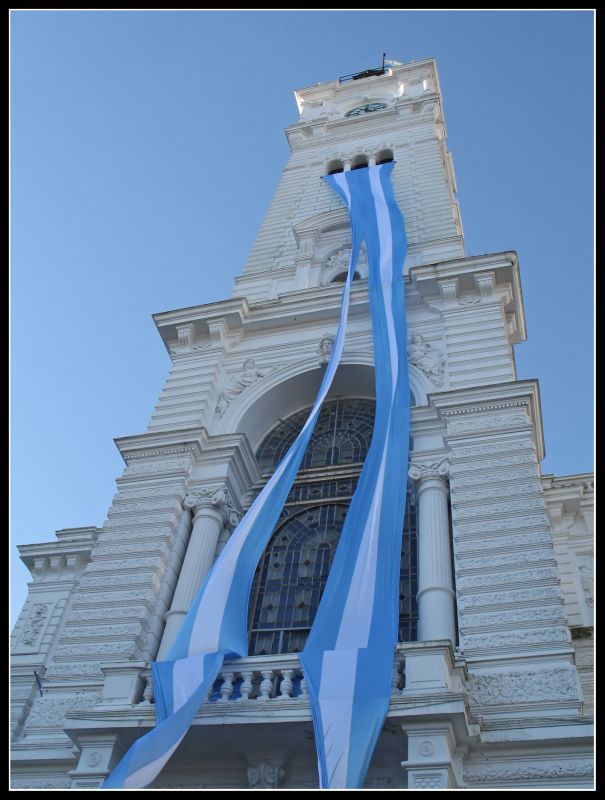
[
  {"x1": 158, "y1": 487, "x2": 241, "y2": 656},
  {"x1": 408, "y1": 458, "x2": 456, "y2": 644}
]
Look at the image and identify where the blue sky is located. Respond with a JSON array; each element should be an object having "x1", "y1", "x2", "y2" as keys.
[{"x1": 10, "y1": 10, "x2": 594, "y2": 624}]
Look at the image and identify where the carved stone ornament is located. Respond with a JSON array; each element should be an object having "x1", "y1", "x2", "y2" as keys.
[
  {"x1": 408, "y1": 457, "x2": 449, "y2": 481},
  {"x1": 20, "y1": 604, "x2": 50, "y2": 647},
  {"x1": 407, "y1": 333, "x2": 445, "y2": 386},
  {"x1": 318, "y1": 333, "x2": 335, "y2": 365},
  {"x1": 216, "y1": 359, "x2": 267, "y2": 418},
  {"x1": 184, "y1": 487, "x2": 241, "y2": 528},
  {"x1": 576, "y1": 556, "x2": 594, "y2": 608},
  {"x1": 246, "y1": 761, "x2": 286, "y2": 789},
  {"x1": 325, "y1": 243, "x2": 368, "y2": 282},
  {"x1": 464, "y1": 760, "x2": 593, "y2": 783}
]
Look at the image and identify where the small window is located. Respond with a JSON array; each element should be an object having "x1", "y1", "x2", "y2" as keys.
[
  {"x1": 332, "y1": 271, "x2": 361, "y2": 283},
  {"x1": 376, "y1": 148, "x2": 394, "y2": 165},
  {"x1": 351, "y1": 155, "x2": 368, "y2": 171},
  {"x1": 326, "y1": 159, "x2": 344, "y2": 175}
]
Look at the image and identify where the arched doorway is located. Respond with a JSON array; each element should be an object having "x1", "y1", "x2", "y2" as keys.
[{"x1": 248, "y1": 397, "x2": 418, "y2": 656}]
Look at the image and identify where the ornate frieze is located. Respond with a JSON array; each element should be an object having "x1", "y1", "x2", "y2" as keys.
[
  {"x1": 453, "y1": 483, "x2": 541, "y2": 503},
  {"x1": 450, "y1": 467, "x2": 539, "y2": 488},
  {"x1": 53, "y1": 641, "x2": 137, "y2": 659},
  {"x1": 468, "y1": 667, "x2": 580, "y2": 706},
  {"x1": 25, "y1": 691, "x2": 101, "y2": 730},
  {"x1": 216, "y1": 359, "x2": 269, "y2": 418},
  {"x1": 457, "y1": 548, "x2": 555, "y2": 572},
  {"x1": 450, "y1": 454, "x2": 536, "y2": 475},
  {"x1": 61, "y1": 623, "x2": 143, "y2": 640},
  {"x1": 452, "y1": 497, "x2": 545, "y2": 520},
  {"x1": 460, "y1": 605, "x2": 565, "y2": 630},
  {"x1": 447, "y1": 412, "x2": 529, "y2": 434},
  {"x1": 66, "y1": 606, "x2": 149, "y2": 624},
  {"x1": 458, "y1": 585, "x2": 562, "y2": 609},
  {"x1": 11, "y1": 779, "x2": 72, "y2": 789},
  {"x1": 464, "y1": 760, "x2": 593, "y2": 783},
  {"x1": 71, "y1": 589, "x2": 157, "y2": 606},
  {"x1": 124, "y1": 458, "x2": 192, "y2": 476},
  {"x1": 454, "y1": 514, "x2": 549, "y2": 537},
  {"x1": 455, "y1": 530, "x2": 552, "y2": 554},
  {"x1": 451, "y1": 439, "x2": 536, "y2": 460},
  {"x1": 457, "y1": 566, "x2": 559, "y2": 590},
  {"x1": 462, "y1": 625, "x2": 570, "y2": 650}
]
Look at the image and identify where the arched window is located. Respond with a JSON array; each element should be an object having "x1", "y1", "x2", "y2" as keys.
[{"x1": 249, "y1": 397, "x2": 418, "y2": 656}]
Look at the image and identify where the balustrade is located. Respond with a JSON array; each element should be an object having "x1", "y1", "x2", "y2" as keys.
[{"x1": 137, "y1": 649, "x2": 407, "y2": 706}]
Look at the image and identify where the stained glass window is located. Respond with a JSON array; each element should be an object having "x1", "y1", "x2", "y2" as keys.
[{"x1": 249, "y1": 397, "x2": 418, "y2": 655}]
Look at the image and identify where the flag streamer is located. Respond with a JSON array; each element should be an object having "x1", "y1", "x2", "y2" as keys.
[{"x1": 103, "y1": 163, "x2": 409, "y2": 789}]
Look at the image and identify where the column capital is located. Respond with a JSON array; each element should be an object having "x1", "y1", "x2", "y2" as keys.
[
  {"x1": 408, "y1": 457, "x2": 450, "y2": 482},
  {"x1": 184, "y1": 486, "x2": 241, "y2": 528}
]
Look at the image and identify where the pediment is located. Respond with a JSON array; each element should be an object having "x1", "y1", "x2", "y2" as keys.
[{"x1": 292, "y1": 208, "x2": 350, "y2": 246}]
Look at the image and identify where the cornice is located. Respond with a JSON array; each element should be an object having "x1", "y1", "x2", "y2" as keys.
[
  {"x1": 114, "y1": 427, "x2": 209, "y2": 465},
  {"x1": 428, "y1": 380, "x2": 545, "y2": 462}
]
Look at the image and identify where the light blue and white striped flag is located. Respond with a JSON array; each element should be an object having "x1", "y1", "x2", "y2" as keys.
[
  {"x1": 300, "y1": 163, "x2": 410, "y2": 788},
  {"x1": 103, "y1": 185, "x2": 362, "y2": 790},
  {"x1": 103, "y1": 163, "x2": 409, "y2": 790}
]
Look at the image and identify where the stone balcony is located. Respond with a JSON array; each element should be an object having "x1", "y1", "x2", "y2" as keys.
[{"x1": 63, "y1": 641, "x2": 478, "y2": 787}]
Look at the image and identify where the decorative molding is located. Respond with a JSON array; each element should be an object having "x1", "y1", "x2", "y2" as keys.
[
  {"x1": 124, "y1": 458, "x2": 192, "y2": 476},
  {"x1": 457, "y1": 566, "x2": 558, "y2": 590},
  {"x1": 411, "y1": 774, "x2": 444, "y2": 788},
  {"x1": 457, "y1": 548, "x2": 555, "y2": 572},
  {"x1": 464, "y1": 761, "x2": 593, "y2": 783},
  {"x1": 458, "y1": 585, "x2": 562, "y2": 609},
  {"x1": 462, "y1": 626, "x2": 570, "y2": 650},
  {"x1": 454, "y1": 514, "x2": 549, "y2": 536},
  {"x1": 407, "y1": 333, "x2": 445, "y2": 386},
  {"x1": 216, "y1": 359, "x2": 269, "y2": 418},
  {"x1": 323, "y1": 243, "x2": 368, "y2": 283},
  {"x1": 451, "y1": 440, "x2": 536, "y2": 459},
  {"x1": 453, "y1": 483, "x2": 541, "y2": 503},
  {"x1": 460, "y1": 605, "x2": 565, "y2": 631},
  {"x1": 447, "y1": 412, "x2": 529, "y2": 434},
  {"x1": 246, "y1": 761, "x2": 287, "y2": 789},
  {"x1": 25, "y1": 691, "x2": 102, "y2": 729},
  {"x1": 67, "y1": 606, "x2": 149, "y2": 623},
  {"x1": 62, "y1": 623, "x2": 143, "y2": 639},
  {"x1": 453, "y1": 497, "x2": 545, "y2": 520},
  {"x1": 184, "y1": 487, "x2": 241, "y2": 528},
  {"x1": 45, "y1": 663, "x2": 103, "y2": 677},
  {"x1": 86, "y1": 752, "x2": 103, "y2": 767},
  {"x1": 451, "y1": 455, "x2": 538, "y2": 475},
  {"x1": 408, "y1": 457, "x2": 449, "y2": 481},
  {"x1": 451, "y1": 468, "x2": 540, "y2": 488},
  {"x1": 455, "y1": 531, "x2": 552, "y2": 554},
  {"x1": 54, "y1": 642, "x2": 136, "y2": 658},
  {"x1": 441, "y1": 400, "x2": 529, "y2": 417},
  {"x1": 11, "y1": 779, "x2": 72, "y2": 789}
]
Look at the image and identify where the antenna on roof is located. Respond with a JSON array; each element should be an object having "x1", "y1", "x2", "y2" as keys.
[{"x1": 339, "y1": 53, "x2": 388, "y2": 84}]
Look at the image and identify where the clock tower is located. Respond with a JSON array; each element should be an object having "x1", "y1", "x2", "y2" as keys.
[
  {"x1": 234, "y1": 58, "x2": 463, "y2": 305},
  {"x1": 11, "y1": 58, "x2": 593, "y2": 790}
]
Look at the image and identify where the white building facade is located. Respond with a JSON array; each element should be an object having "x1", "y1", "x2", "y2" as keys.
[{"x1": 11, "y1": 58, "x2": 594, "y2": 790}]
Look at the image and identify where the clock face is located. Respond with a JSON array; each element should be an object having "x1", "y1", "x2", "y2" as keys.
[{"x1": 345, "y1": 102, "x2": 388, "y2": 118}]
